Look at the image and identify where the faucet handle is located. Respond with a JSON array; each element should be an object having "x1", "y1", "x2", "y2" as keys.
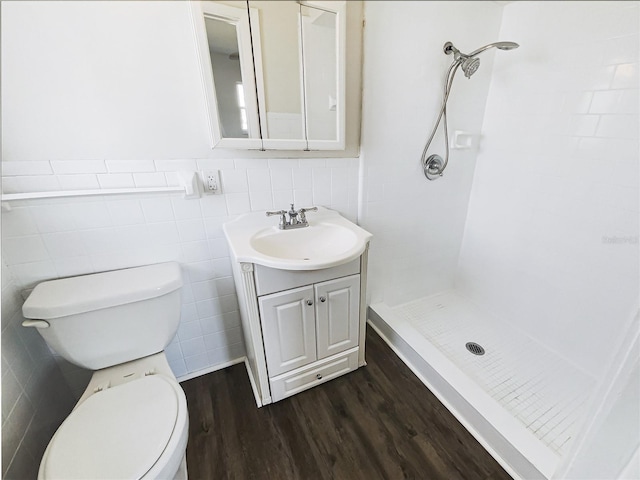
[
  {"x1": 297, "y1": 206, "x2": 317, "y2": 223},
  {"x1": 266, "y1": 210, "x2": 287, "y2": 228},
  {"x1": 297, "y1": 206, "x2": 318, "y2": 213},
  {"x1": 266, "y1": 209, "x2": 286, "y2": 216}
]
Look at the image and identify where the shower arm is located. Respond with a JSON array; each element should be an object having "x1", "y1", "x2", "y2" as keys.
[{"x1": 420, "y1": 60, "x2": 461, "y2": 175}]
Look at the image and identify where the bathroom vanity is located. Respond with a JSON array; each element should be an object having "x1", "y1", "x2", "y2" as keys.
[{"x1": 223, "y1": 207, "x2": 372, "y2": 406}]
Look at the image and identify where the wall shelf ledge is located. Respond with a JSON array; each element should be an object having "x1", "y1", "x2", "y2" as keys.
[{"x1": 1, "y1": 186, "x2": 185, "y2": 204}]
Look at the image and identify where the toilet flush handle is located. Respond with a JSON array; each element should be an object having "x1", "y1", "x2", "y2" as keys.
[{"x1": 22, "y1": 319, "x2": 50, "y2": 329}]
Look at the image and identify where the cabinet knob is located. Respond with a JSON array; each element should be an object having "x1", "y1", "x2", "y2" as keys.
[
  {"x1": 316, "y1": 374, "x2": 323, "y2": 380},
  {"x1": 319, "y1": 296, "x2": 326, "y2": 303},
  {"x1": 306, "y1": 300, "x2": 313, "y2": 306}
]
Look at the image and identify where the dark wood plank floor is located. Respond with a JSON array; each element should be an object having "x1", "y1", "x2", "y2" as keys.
[{"x1": 182, "y1": 327, "x2": 512, "y2": 480}]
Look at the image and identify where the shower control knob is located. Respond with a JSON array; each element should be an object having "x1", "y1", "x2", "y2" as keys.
[
  {"x1": 306, "y1": 300, "x2": 313, "y2": 306},
  {"x1": 319, "y1": 296, "x2": 326, "y2": 303}
]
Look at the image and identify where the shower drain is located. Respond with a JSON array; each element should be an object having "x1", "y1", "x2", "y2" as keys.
[{"x1": 465, "y1": 342, "x2": 485, "y2": 356}]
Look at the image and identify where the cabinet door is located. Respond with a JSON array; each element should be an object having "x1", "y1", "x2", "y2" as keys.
[
  {"x1": 315, "y1": 275, "x2": 360, "y2": 360},
  {"x1": 258, "y1": 285, "x2": 317, "y2": 377}
]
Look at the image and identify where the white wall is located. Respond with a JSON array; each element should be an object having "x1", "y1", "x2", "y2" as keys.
[
  {"x1": 1, "y1": 1, "x2": 211, "y2": 162},
  {"x1": 359, "y1": 1, "x2": 504, "y2": 306},
  {"x1": 456, "y1": 1, "x2": 639, "y2": 378}
]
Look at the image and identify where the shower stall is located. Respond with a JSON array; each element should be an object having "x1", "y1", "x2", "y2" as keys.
[{"x1": 359, "y1": 2, "x2": 639, "y2": 479}]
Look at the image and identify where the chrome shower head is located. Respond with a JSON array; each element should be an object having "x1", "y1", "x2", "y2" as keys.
[
  {"x1": 494, "y1": 41, "x2": 519, "y2": 51},
  {"x1": 443, "y1": 40, "x2": 519, "y2": 78},
  {"x1": 461, "y1": 57, "x2": 480, "y2": 78},
  {"x1": 444, "y1": 41, "x2": 519, "y2": 58},
  {"x1": 468, "y1": 41, "x2": 519, "y2": 57}
]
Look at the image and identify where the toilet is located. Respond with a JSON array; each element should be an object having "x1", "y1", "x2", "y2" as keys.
[{"x1": 22, "y1": 262, "x2": 189, "y2": 480}]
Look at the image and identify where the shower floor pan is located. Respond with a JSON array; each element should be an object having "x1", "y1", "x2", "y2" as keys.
[{"x1": 369, "y1": 291, "x2": 594, "y2": 480}]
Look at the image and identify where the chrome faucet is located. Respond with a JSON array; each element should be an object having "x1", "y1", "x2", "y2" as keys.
[{"x1": 266, "y1": 204, "x2": 318, "y2": 230}]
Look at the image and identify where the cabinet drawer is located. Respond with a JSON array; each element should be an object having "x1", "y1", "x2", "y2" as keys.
[
  {"x1": 255, "y1": 259, "x2": 360, "y2": 296},
  {"x1": 270, "y1": 347, "x2": 359, "y2": 402}
]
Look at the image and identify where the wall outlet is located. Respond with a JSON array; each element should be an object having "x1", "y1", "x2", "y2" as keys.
[{"x1": 201, "y1": 170, "x2": 221, "y2": 195}]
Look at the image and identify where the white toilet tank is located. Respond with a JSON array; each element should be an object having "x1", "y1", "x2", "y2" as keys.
[{"x1": 22, "y1": 262, "x2": 183, "y2": 370}]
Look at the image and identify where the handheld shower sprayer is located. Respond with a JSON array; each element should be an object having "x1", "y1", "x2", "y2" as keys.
[
  {"x1": 443, "y1": 40, "x2": 519, "y2": 78},
  {"x1": 421, "y1": 40, "x2": 519, "y2": 180}
]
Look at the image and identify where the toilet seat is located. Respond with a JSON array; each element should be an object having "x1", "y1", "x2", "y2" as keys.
[{"x1": 40, "y1": 375, "x2": 187, "y2": 480}]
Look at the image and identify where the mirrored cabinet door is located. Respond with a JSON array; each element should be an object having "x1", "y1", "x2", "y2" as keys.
[
  {"x1": 191, "y1": 1, "x2": 345, "y2": 151},
  {"x1": 250, "y1": 1, "x2": 306, "y2": 148},
  {"x1": 204, "y1": 16, "x2": 253, "y2": 138},
  {"x1": 300, "y1": 3, "x2": 343, "y2": 149},
  {"x1": 191, "y1": 1, "x2": 263, "y2": 149}
]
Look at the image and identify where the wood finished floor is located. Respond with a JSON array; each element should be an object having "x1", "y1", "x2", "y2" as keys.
[{"x1": 182, "y1": 327, "x2": 512, "y2": 480}]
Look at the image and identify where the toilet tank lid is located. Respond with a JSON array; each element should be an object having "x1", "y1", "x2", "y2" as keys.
[{"x1": 22, "y1": 262, "x2": 183, "y2": 320}]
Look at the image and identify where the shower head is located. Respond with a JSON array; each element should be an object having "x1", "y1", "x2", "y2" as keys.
[
  {"x1": 445, "y1": 41, "x2": 519, "y2": 58},
  {"x1": 443, "y1": 40, "x2": 519, "y2": 78},
  {"x1": 468, "y1": 41, "x2": 519, "y2": 56},
  {"x1": 495, "y1": 41, "x2": 519, "y2": 50},
  {"x1": 461, "y1": 57, "x2": 480, "y2": 78}
]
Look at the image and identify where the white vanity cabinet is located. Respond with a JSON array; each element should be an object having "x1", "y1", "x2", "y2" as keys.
[
  {"x1": 260, "y1": 274, "x2": 360, "y2": 377},
  {"x1": 231, "y1": 256, "x2": 368, "y2": 406}
]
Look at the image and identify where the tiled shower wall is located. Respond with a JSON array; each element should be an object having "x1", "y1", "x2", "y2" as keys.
[
  {"x1": 1, "y1": 259, "x2": 76, "y2": 478},
  {"x1": 456, "y1": 1, "x2": 639, "y2": 379}
]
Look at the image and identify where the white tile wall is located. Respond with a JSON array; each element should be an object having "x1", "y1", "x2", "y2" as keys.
[
  {"x1": 456, "y1": 1, "x2": 639, "y2": 378},
  {"x1": 51, "y1": 160, "x2": 108, "y2": 175},
  {"x1": 1, "y1": 158, "x2": 359, "y2": 385},
  {"x1": 1, "y1": 258, "x2": 76, "y2": 479}
]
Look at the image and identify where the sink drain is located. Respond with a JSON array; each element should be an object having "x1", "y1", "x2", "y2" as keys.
[{"x1": 465, "y1": 342, "x2": 485, "y2": 356}]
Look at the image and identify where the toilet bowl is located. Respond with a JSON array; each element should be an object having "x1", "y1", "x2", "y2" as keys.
[
  {"x1": 39, "y1": 354, "x2": 188, "y2": 479},
  {"x1": 22, "y1": 263, "x2": 189, "y2": 480}
]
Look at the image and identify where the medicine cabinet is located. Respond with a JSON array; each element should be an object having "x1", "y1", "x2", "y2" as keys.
[{"x1": 190, "y1": 1, "x2": 346, "y2": 151}]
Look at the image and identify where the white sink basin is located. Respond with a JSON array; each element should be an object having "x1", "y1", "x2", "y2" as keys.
[
  {"x1": 223, "y1": 207, "x2": 372, "y2": 270},
  {"x1": 250, "y1": 223, "x2": 358, "y2": 261}
]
